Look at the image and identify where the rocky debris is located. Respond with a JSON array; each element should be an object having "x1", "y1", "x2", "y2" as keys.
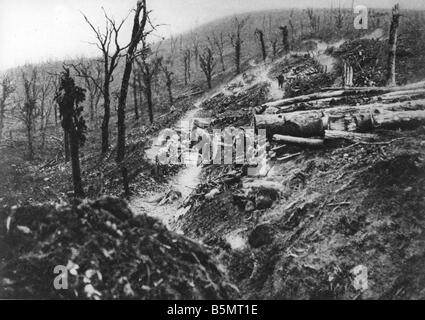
[{"x1": 0, "y1": 197, "x2": 238, "y2": 300}]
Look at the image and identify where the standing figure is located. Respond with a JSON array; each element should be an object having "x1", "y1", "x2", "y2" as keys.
[{"x1": 277, "y1": 74, "x2": 285, "y2": 89}]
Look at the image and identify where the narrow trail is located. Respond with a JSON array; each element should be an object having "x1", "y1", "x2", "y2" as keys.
[{"x1": 129, "y1": 99, "x2": 206, "y2": 231}]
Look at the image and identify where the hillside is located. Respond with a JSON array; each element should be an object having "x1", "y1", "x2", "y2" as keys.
[{"x1": 1, "y1": 3, "x2": 425, "y2": 301}]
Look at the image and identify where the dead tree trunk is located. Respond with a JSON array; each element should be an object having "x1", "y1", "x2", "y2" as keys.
[
  {"x1": 255, "y1": 29, "x2": 267, "y2": 61},
  {"x1": 279, "y1": 26, "x2": 290, "y2": 52},
  {"x1": 132, "y1": 71, "x2": 139, "y2": 120},
  {"x1": 64, "y1": 130, "x2": 70, "y2": 162},
  {"x1": 199, "y1": 47, "x2": 215, "y2": 89},
  {"x1": 55, "y1": 68, "x2": 87, "y2": 198},
  {"x1": 0, "y1": 76, "x2": 14, "y2": 142},
  {"x1": 386, "y1": 4, "x2": 401, "y2": 87},
  {"x1": 229, "y1": 17, "x2": 248, "y2": 76},
  {"x1": 116, "y1": 0, "x2": 149, "y2": 198}
]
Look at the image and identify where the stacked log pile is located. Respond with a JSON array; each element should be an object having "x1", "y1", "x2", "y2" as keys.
[{"x1": 254, "y1": 82, "x2": 425, "y2": 146}]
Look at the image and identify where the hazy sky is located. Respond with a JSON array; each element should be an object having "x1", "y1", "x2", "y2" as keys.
[{"x1": 0, "y1": 0, "x2": 423, "y2": 70}]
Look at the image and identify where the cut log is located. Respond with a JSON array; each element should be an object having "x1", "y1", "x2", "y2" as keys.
[
  {"x1": 324, "y1": 130, "x2": 378, "y2": 143},
  {"x1": 256, "y1": 99, "x2": 425, "y2": 136},
  {"x1": 256, "y1": 82, "x2": 425, "y2": 113},
  {"x1": 255, "y1": 112, "x2": 327, "y2": 137},
  {"x1": 261, "y1": 89, "x2": 425, "y2": 115},
  {"x1": 373, "y1": 110, "x2": 425, "y2": 129},
  {"x1": 273, "y1": 134, "x2": 324, "y2": 147}
]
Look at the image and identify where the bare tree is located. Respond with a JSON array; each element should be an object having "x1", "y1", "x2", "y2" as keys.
[
  {"x1": 135, "y1": 41, "x2": 162, "y2": 125},
  {"x1": 199, "y1": 46, "x2": 216, "y2": 89},
  {"x1": 279, "y1": 26, "x2": 290, "y2": 52},
  {"x1": 255, "y1": 29, "x2": 267, "y2": 61},
  {"x1": 208, "y1": 32, "x2": 226, "y2": 72},
  {"x1": 306, "y1": 8, "x2": 318, "y2": 34},
  {"x1": 161, "y1": 60, "x2": 174, "y2": 107},
  {"x1": 38, "y1": 71, "x2": 54, "y2": 149},
  {"x1": 55, "y1": 68, "x2": 87, "y2": 198},
  {"x1": 229, "y1": 17, "x2": 249, "y2": 75},
  {"x1": 131, "y1": 68, "x2": 140, "y2": 120},
  {"x1": 0, "y1": 76, "x2": 14, "y2": 142},
  {"x1": 69, "y1": 60, "x2": 103, "y2": 125},
  {"x1": 386, "y1": 4, "x2": 401, "y2": 87},
  {"x1": 115, "y1": 0, "x2": 151, "y2": 197},
  {"x1": 18, "y1": 69, "x2": 39, "y2": 160},
  {"x1": 191, "y1": 33, "x2": 200, "y2": 71},
  {"x1": 334, "y1": 4, "x2": 344, "y2": 31},
  {"x1": 160, "y1": 36, "x2": 177, "y2": 107},
  {"x1": 83, "y1": 10, "x2": 129, "y2": 154},
  {"x1": 182, "y1": 48, "x2": 192, "y2": 85}
]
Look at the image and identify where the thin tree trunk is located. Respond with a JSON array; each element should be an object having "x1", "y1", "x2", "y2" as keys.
[
  {"x1": 101, "y1": 85, "x2": 111, "y2": 154},
  {"x1": 0, "y1": 104, "x2": 4, "y2": 142},
  {"x1": 132, "y1": 72, "x2": 139, "y2": 120},
  {"x1": 69, "y1": 129, "x2": 84, "y2": 197},
  {"x1": 386, "y1": 5, "x2": 400, "y2": 87},
  {"x1": 64, "y1": 130, "x2": 70, "y2": 162},
  {"x1": 146, "y1": 83, "x2": 154, "y2": 124}
]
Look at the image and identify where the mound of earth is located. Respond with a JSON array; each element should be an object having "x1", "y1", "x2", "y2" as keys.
[{"x1": 0, "y1": 197, "x2": 238, "y2": 300}]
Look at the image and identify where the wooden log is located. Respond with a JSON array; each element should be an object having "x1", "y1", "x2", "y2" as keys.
[
  {"x1": 257, "y1": 82, "x2": 425, "y2": 112},
  {"x1": 262, "y1": 89, "x2": 425, "y2": 115},
  {"x1": 373, "y1": 110, "x2": 425, "y2": 129},
  {"x1": 255, "y1": 112, "x2": 327, "y2": 137},
  {"x1": 273, "y1": 134, "x2": 324, "y2": 147},
  {"x1": 256, "y1": 100, "x2": 425, "y2": 137},
  {"x1": 324, "y1": 130, "x2": 378, "y2": 143}
]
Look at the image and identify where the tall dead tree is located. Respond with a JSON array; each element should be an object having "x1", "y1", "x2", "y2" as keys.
[
  {"x1": 229, "y1": 17, "x2": 248, "y2": 76},
  {"x1": 55, "y1": 68, "x2": 87, "y2": 198},
  {"x1": 255, "y1": 29, "x2": 267, "y2": 61},
  {"x1": 191, "y1": 33, "x2": 200, "y2": 72},
  {"x1": 386, "y1": 4, "x2": 401, "y2": 87},
  {"x1": 19, "y1": 69, "x2": 39, "y2": 160},
  {"x1": 131, "y1": 69, "x2": 140, "y2": 120},
  {"x1": 83, "y1": 10, "x2": 129, "y2": 154},
  {"x1": 182, "y1": 48, "x2": 191, "y2": 85},
  {"x1": 279, "y1": 26, "x2": 290, "y2": 52},
  {"x1": 69, "y1": 60, "x2": 103, "y2": 125},
  {"x1": 135, "y1": 41, "x2": 162, "y2": 125},
  {"x1": 334, "y1": 4, "x2": 344, "y2": 32},
  {"x1": 0, "y1": 76, "x2": 14, "y2": 142},
  {"x1": 116, "y1": 0, "x2": 150, "y2": 197},
  {"x1": 208, "y1": 32, "x2": 226, "y2": 72},
  {"x1": 160, "y1": 37, "x2": 177, "y2": 107},
  {"x1": 161, "y1": 61, "x2": 174, "y2": 107},
  {"x1": 306, "y1": 8, "x2": 318, "y2": 34},
  {"x1": 38, "y1": 71, "x2": 54, "y2": 149},
  {"x1": 199, "y1": 46, "x2": 216, "y2": 89}
]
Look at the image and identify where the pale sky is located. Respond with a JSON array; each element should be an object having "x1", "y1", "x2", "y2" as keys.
[{"x1": 0, "y1": 0, "x2": 424, "y2": 70}]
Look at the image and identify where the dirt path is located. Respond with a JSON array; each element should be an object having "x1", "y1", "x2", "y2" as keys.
[{"x1": 129, "y1": 100, "x2": 206, "y2": 230}]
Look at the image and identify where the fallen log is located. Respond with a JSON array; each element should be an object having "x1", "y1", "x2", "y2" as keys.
[
  {"x1": 257, "y1": 83, "x2": 425, "y2": 113},
  {"x1": 255, "y1": 112, "x2": 327, "y2": 137},
  {"x1": 261, "y1": 89, "x2": 425, "y2": 115},
  {"x1": 273, "y1": 134, "x2": 324, "y2": 147},
  {"x1": 256, "y1": 100, "x2": 425, "y2": 136},
  {"x1": 373, "y1": 110, "x2": 425, "y2": 129},
  {"x1": 324, "y1": 130, "x2": 378, "y2": 143}
]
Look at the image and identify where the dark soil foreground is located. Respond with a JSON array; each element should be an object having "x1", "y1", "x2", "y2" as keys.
[{"x1": 0, "y1": 197, "x2": 238, "y2": 299}]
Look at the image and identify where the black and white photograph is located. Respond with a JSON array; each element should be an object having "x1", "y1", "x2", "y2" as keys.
[{"x1": 0, "y1": 0, "x2": 425, "y2": 304}]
